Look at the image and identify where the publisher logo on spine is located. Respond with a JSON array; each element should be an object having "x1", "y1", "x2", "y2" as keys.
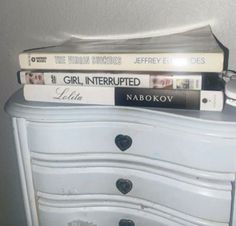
[{"x1": 31, "y1": 56, "x2": 47, "y2": 63}]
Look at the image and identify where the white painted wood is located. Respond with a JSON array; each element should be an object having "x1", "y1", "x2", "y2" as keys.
[
  {"x1": 37, "y1": 192, "x2": 228, "y2": 226},
  {"x1": 32, "y1": 164, "x2": 231, "y2": 222},
  {"x1": 31, "y1": 152, "x2": 235, "y2": 182},
  {"x1": 38, "y1": 198, "x2": 228, "y2": 226},
  {"x1": 6, "y1": 89, "x2": 236, "y2": 226},
  {"x1": 12, "y1": 118, "x2": 39, "y2": 226},
  {"x1": 38, "y1": 204, "x2": 189, "y2": 226},
  {"x1": 27, "y1": 121, "x2": 236, "y2": 171}
]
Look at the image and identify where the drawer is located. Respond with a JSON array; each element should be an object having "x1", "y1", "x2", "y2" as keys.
[
  {"x1": 27, "y1": 121, "x2": 236, "y2": 171},
  {"x1": 32, "y1": 164, "x2": 232, "y2": 223},
  {"x1": 37, "y1": 194, "x2": 229, "y2": 226}
]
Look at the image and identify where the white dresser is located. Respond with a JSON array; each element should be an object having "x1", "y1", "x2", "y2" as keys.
[{"x1": 5, "y1": 89, "x2": 236, "y2": 226}]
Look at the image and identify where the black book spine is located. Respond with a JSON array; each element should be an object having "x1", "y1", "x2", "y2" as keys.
[{"x1": 115, "y1": 88, "x2": 200, "y2": 110}]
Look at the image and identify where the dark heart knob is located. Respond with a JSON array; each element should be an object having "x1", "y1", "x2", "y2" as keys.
[
  {"x1": 115, "y1": 134, "x2": 132, "y2": 151},
  {"x1": 119, "y1": 219, "x2": 135, "y2": 226},
  {"x1": 116, "y1": 178, "x2": 133, "y2": 194}
]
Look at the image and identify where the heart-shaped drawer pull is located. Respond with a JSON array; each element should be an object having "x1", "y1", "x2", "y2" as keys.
[
  {"x1": 119, "y1": 219, "x2": 135, "y2": 226},
  {"x1": 115, "y1": 134, "x2": 132, "y2": 151},
  {"x1": 116, "y1": 178, "x2": 133, "y2": 194}
]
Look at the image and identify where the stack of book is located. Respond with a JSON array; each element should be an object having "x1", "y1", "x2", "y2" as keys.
[{"x1": 18, "y1": 26, "x2": 226, "y2": 111}]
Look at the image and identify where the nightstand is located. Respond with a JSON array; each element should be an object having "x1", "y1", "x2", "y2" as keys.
[{"x1": 5, "y1": 89, "x2": 236, "y2": 226}]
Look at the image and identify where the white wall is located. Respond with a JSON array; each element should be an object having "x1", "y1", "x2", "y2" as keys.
[{"x1": 0, "y1": 0, "x2": 236, "y2": 225}]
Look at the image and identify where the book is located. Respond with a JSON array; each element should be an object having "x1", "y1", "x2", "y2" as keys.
[
  {"x1": 18, "y1": 70, "x2": 212, "y2": 90},
  {"x1": 23, "y1": 85, "x2": 224, "y2": 111},
  {"x1": 19, "y1": 26, "x2": 224, "y2": 72}
]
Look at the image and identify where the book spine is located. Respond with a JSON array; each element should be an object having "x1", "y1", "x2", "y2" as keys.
[
  {"x1": 23, "y1": 85, "x2": 224, "y2": 111},
  {"x1": 19, "y1": 53, "x2": 224, "y2": 72},
  {"x1": 18, "y1": 71, "x2": 202, "y2": 90}
]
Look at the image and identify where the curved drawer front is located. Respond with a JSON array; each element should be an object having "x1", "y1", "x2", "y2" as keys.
[
  {"x1": 32, "y1": 165, "x2": 231, "y2": 222},
  {"x1": 38, "y1": 195, "x2": 229, "y2": 226},
  {"x1": 39, "y1": 205, "x2": 185, "y2": 226},
  {"x1": 27, "y1": 121, "x2": 236, "y2": 171}
]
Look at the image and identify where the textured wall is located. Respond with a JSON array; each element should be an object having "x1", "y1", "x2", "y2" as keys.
[{"x1": 0, "y1": 0, "x2": 236, "y2": 225}]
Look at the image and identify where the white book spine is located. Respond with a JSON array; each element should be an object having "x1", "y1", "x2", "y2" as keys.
[
  {"x1": 24, "y1": 85, "x2": 115, "y2": 105},
  {"x1": 200, "y1": 91, "x2": 224, "y2": 111},
  {"x1": 19, "y1": 53, "x2": 224, "y2": 72},
  {"x1": 19, "y1": 71, "x2": 202, "y2": 90},
  {"x1": 23, "y1": 85, "x2": 224, "y2": 111}
]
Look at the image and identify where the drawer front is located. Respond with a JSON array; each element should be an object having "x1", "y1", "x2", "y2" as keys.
[
  {"x1": 38, "y1": 195, "x2": 226, "y2": 226},
  {"x1": 32, "y1": 165, "x2": 231, "y2": 222},
  {"x1": 39, "y1": 205, "x2": 185, "y2": 226},
  {"x1": 27, "y1": 121, "x2": 236, "y2": 171}
]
